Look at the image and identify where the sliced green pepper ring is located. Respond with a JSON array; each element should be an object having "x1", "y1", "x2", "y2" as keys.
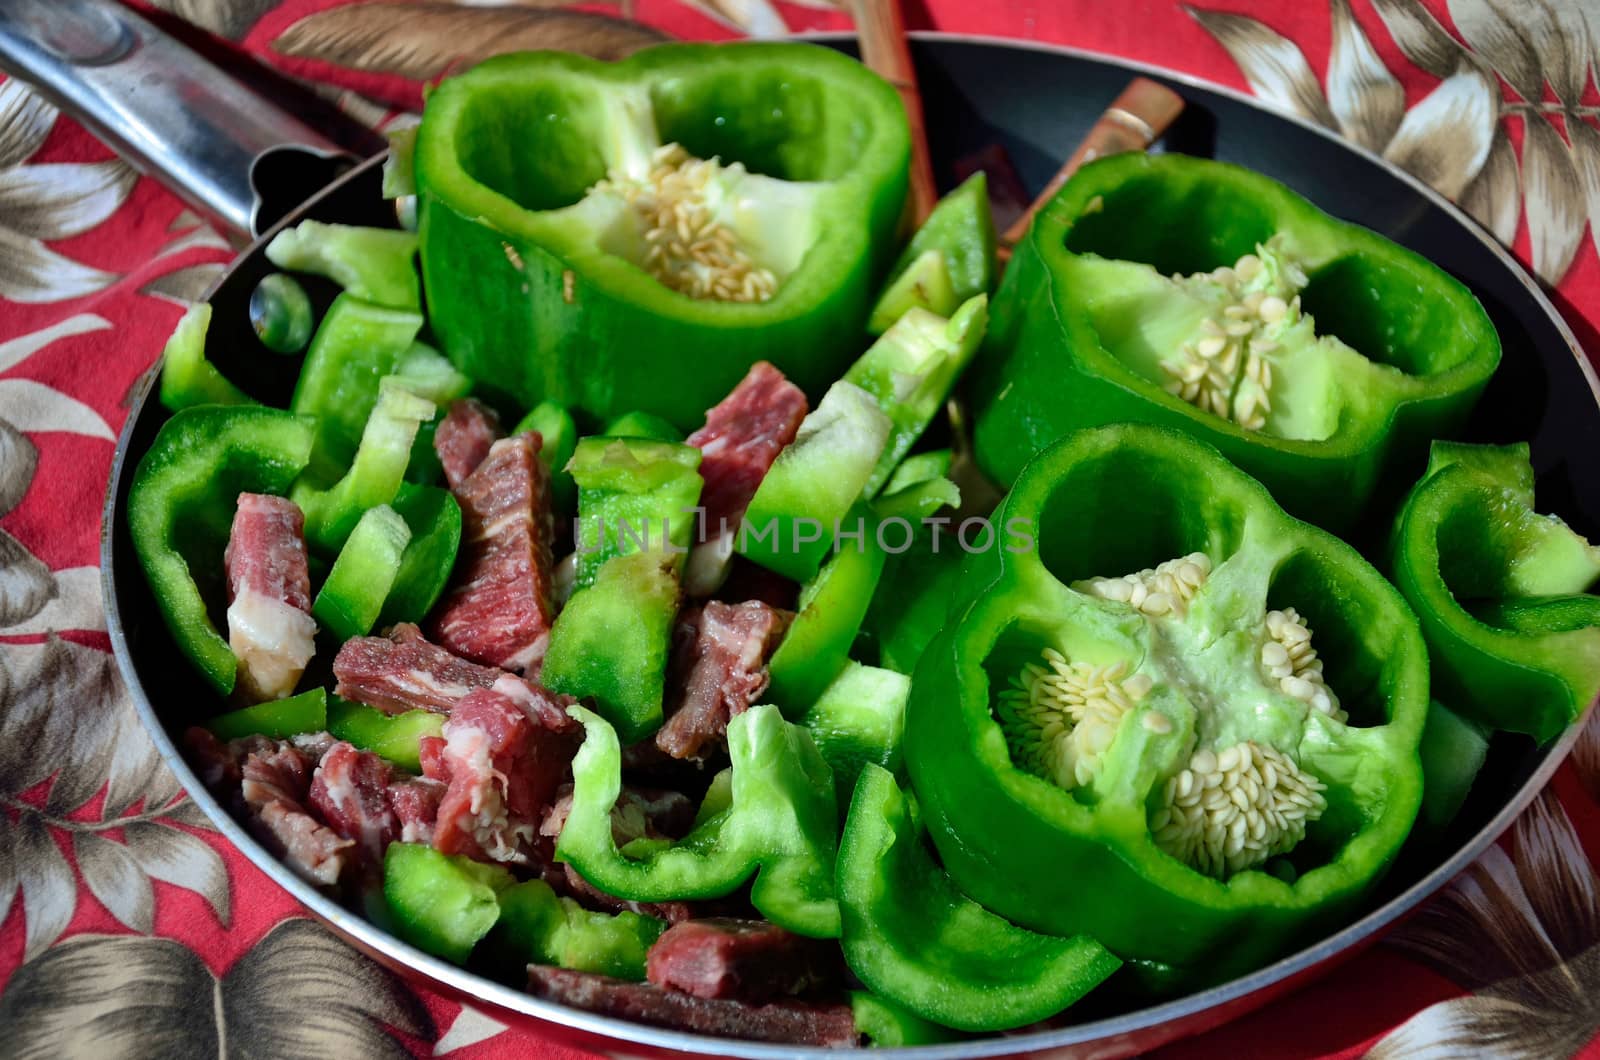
[
  {"x1": 905, "y1": 423, "x2": 1427, "y2": 979},
  {"x1": 971, "y1": 152, "x2": 1501, "y2": 530},
  {"x1": 414, "y1": 42, "x2": 911, "y2": 428}
]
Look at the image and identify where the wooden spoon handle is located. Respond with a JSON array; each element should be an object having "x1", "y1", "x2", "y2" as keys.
[
  {"x1": 1000, "y1": 76, "x2": 1186, "y2": 253},
  {"x1": 848, "y1": 0, "x2": 939, "y2": 225}
]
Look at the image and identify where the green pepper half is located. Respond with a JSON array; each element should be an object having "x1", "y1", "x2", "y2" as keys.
[
  {"x1": 971, "y1": 153, "x2": 1500, "y2": 530},
  {"x1": 413, "y1": 42, "x2": 910, "y2": 429},
  {"x1": 906, "y1": 423, "x2": 1427, "y2": 980}
]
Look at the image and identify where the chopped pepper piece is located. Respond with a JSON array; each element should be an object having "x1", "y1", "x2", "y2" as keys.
[
  {"x1": 513, "y1": 400, "x2": 579, "y2": 514},
  {"x1": 327, "y1": 696, "x2": 444, "y2": 774},
  {"x1": 1416, "y1": 699, "x2": 1490, "y2": 837},
  {"x1": 311, "y1": 504, "x2": 412, "y2": 641},
  {"x1": 1390, "y1": 440, "x2": 1600, "y2": 742},
  {"x1": 377, "y1": 483, "x2": 463, "y2": 627},
  {"x1": 766, "y1": 535, "x2": 885, "y2": 714},
  {"x1": 249, "y1": 274, "x2": 315, "y2": 354},
  {"x1": 556, "y1": 704, "x2": 841, "y2": 937},
  {"x1": 383, "y1": 842, "x2": 513, "y2": 963},
  {"x1": 971, "y1": 153, "x2": 1501, "y2": 530},
  {"x1": 158, "y1": 303, "x2": 254, "y2": 412},
  {"x1": 207, "y1": 688, "x2": 328, "y2": 742},
  {"x1": 413, "y1": 43, "x2": 910, "y2": 429},
  {"x1": 906, "y1": 424, "x2": 1428, "y2": 978},
  {"x1": 293, "y1": 379, "x2": 437, "y2": 554},
  {"x1": 866, "y1": 171, "x2": 997, "y2": 334},
  {"x1": 800, "y1": 662, "x2": 910, "y2": 804},
  {"x1": 849, "y1": 991, "x2": 956, "y2": 1047},
  {"x1": 128, "y1": 407, "x2": 315, "y2": 695},
  {"x1": 489, "y1": 879, "x2": 666, "y2": 981},
  {"x1": 265, "y1": 219, "x2": 421, "y2": 310},
  {"x1": 605, "y1": 411, "x2": 684, "y2": 443},
  {"x1": 543, "y1": 550, "x2": 682, "y2": 743},
  {"x1": 839, "y1": 765, "x2": 1120, "y2": 1031},
  {"x1": 569, "y1": 437, "x2": 703, "y2": 589}
]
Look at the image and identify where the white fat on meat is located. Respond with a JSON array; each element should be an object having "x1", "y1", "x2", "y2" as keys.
[{"x1": 228, "y1": 588, "x2": 317, "y2": 701}]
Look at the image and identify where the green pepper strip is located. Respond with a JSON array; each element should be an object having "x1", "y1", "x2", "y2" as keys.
[
  {"x1": 839, "y1": 765, "x2": 1121, "y2": 1032},
  {"x1": 1416, "y1": 699, "x2": 1490, "y2": 838},
  {"x1": 867, "y1": 171, "x2": 996, "y2": 334},
  {"x1": 311, "y1": 504, "x2": 412, "y2": 641},
  {"x1": 1390, "y1": 440, "x2": 1600, "y2": 742},
  {"x1": 555, "y1": 704, "x2": 841, "y2": 938},
  {"x1": 972, "y1": 152, "x2": 1501, "y2": 531},
  {"x1": 158, "y1": 303, "x2": 255, "y2": 412},
  {"x1": 800, "y1": 662, "x2": 911, "y2": 806},
  {"x1": 542, "y1": 550, "x2": 682, "y2": 743},
  {"x1": 414, "y1": 42, "x2": 909, "y2": 429},
  {"x1": 378, "y1": 483, "x2": 463, "y2": 628},
  {"x1": 766, "y1": 535, "x2": 886, "y2": 715},
  {"x1": 290, "y1": 293, "x2": 425, "y2": 483},
  {"x1": 907, "y1": 423, "x2": 1428, "y2": 976},
  {"x1": 488, "y1": 879, "x2": 665, "y2": 981},
  {"x1": 294, "y1": 379, "x2": 436, "y2": 554},
  {"x1": 604, "y1": 410, "x2": 684, "y2": 443},
  {"x1": 207, "y1": 688, "x2": 328, "y2": 742},
  {"x1": 384, "y1": 842, "x2": 514, "y2": 963},
  {"x1": 129, "y1": 406, "x2": 315, "y2": 695},
  {"x1": 265, "y1": 220, "x2": 421, "y2": 311},
  {"x1": 328, "y1": 696, "x2": 444, "y2": 774},
  {"x1": 850, "y1": 991, "x2": 957, "y2": 1047},
  {"x1": 513, "y1": 401, "x2": 579, "y2": 515}
]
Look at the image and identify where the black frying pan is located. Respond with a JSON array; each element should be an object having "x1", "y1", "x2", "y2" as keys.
[{"x1": 3, "y1": 1, "x2": 1596, "y2": 1056}]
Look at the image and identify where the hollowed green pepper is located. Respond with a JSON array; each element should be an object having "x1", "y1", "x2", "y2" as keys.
[
  {"x1": 839, "y1": 765, "x2": 1121, "y2": 1031},
  {"x1": 905, "y1": 423, "x2": 1427, "y2": 981},
  {"x1": 412, "y1": 42, "x2": 910, "y2": 429},
  {"x1": 128, "y1": 406, "x2": 315, "y2": 695},
  {"x1": 555, "y1": 703, "x2": 841, "y2": 938},
  {"x1": 971, "y1": 153, "x2": 1501, "y2": 530},
  {"x1": 1390, "y1": 441, "x2": 1600, "y2": 743}
]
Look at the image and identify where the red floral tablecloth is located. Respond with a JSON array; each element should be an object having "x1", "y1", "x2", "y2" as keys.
[{"x1": 3, "y1": 1, "x2": 1600, "y2": 1056}]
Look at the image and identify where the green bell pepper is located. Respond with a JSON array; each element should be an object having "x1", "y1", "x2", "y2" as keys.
[
  {"x1": 738, "y1": 381, "x2": 891, "y2": 582},
  {"x1": 862, "y1": 540, "x2": 964, "y2": 675},
  {"x1": 129, "y1": 406, "x2": 315, "y2": 695},
  {"x1": 846, "y1": 295, "x2": 987, "y2": 496},
  {"x1": 850, "y1": 991, "x2": 956, "y2": 1047},
  {"x1": 604, "y1": 410, "x2": 684, "y2": 444},
  {"x1": 513, "y1": 400, "x2": 579, "y2": 515},
  {"x1": 569, "y1": 436, "x2": 703, "y2": 589},
  {"x1": 971, "y1": 152, "x2": 1501, "y2": 530},
  {"x1": 839, "y1": 765, "x2": 1121, "y2": 1031},
  {"x1": 293, "y1": 379, "x2": 436, "y2": 554},
  {"x1": 489, "y1": 879, "x2": 665, "y2": 980},
  {"x1": 1390, "y1": 440, "x2": 1600, "y2": 743},
  {"x1": 311, "y1": 504, "x2": 411, "y2": 641},
  {"x1": 905, "y1": 423, "x2": 1428, "y2": 979},
  {"x1": 555, "y1": 703, "x2": 841, "y2": 937},
  {"x1": 384, "y1": 842, "x2": 514, "y2": 963},
  {"x1": 265, "y1": 219, "x2": 421, "y2": 311},
  {"x1": 867, "y1": 172, "x2": 997, "y2": 334},
  {"x1": 249, "y1": 273, "x2": 316, "y2": 355},
  {"x1": 413, "y1": 42, "x2": 910, "y2": 429},
  {"x1": 290, "y1": 294, "x2": 424, "y2": 483},
  {"x1": 207, "y1": 688, "x2": 328, "y2": 742},
  {"x1": 800, "y1": 662, "x2": 910, "y2": 804},
  {"x1": 327, "y1": 696, "x2": 444, "y2": 774},
  {"x1": 158, "y1": 303, "x2": 254, "y2": 412},
  {"x1": 377, "y1": 483, "x2": 462, "y2": 627},
  {"x1": 1416, "y1": 699, "x2": 1490, "y2": 838},
  {"x1": 766, "y1": 537, "x2": 886, "y2": 714},
  {"x1": 881, "y1": 449, "x2": 952, "y2": 495},
  {"x1": 543, "y1": 550, "x2": 682, "y2": 743}
]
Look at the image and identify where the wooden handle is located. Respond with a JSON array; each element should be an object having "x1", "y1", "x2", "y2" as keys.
[
  {"x1": 1000, "y1": 77, "x2": 1187, "y2": 253},
  {"x1": 849, "y1": 0, "x2": 938, "y2": 225}
]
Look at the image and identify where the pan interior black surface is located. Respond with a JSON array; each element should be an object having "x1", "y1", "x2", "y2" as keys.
[{"x1": 104, "y1": 34, "x2": 1599, "y2": 1059}]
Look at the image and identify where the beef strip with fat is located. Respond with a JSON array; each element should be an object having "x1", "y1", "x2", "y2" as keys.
[
  {"x1": 646, "y1": 918, "x2": 842, "y2": 1002},
  {"x1": 433, "y1": 397, "x2": 502, "y2": 490},
  {"x1": 224, "y1": 493, "x2": 316, "y2": 702}
]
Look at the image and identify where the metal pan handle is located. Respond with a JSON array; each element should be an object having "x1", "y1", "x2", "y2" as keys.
[{"x1": 0, "y1": 0, "x2": 356, "y2": 240}]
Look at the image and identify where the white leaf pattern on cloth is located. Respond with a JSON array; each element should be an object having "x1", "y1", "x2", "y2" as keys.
[
  {"x1": 1326, "y1": 0, "x2": 1405, "y2": 151},
  {"x1": 1371, "y1": 0, "x2": 1470, "y2": 78},
  {"x1": 122, "y1": 822, "x2": 232, "y2": 926},
  {"x1": 1184, "y1": 8, "x2": 1336, "y2": 128},
  {"x1": 1521, "y1": 116, "x2": 1587, "y2": 283},
  {"x1": 0, "y1": 314, "x2": 111, "y2": 375},
  {"x1": 74, "y1": 831, "x2": 155, "y2": 934},
  {"x1": 0, "y1": 566, "x2": 105, "y2": 636},
  {"x1": 1460, "y1": 130, "x2": 1523, "y2": 246},
  {"x1": 13, "y1": 810, "x2": 75, "y2": 961},
  {"x1": 433, "y1": 1005, "x2": 509, "y2": 1056},
  {"x1": 1447, "y1": 0, "x2": 1545, "y2": 101},
  {"x1": 0, "y1": 418, "x2": 36, "y2": 515},
  {"x1": 1380, "y1": 64, "x2": 1499, "y2": 200},
  {"x1": 1567, "y1": 119, "x2": 1600, "y2": 265},
  {"x1": 0, "y1": 528, "x2": 57, "y2": 629},
  {"x1": 0, "y1": 379, "x2": 115, "y2": 440}
]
